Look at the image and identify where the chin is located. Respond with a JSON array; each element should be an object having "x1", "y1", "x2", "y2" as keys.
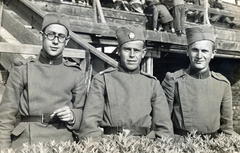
[
  {"x1": 126, "y1": 65, "x2": 137, "y2": 70},
  {"x1": 194, "y1": 66, "x2": 206, "y2": 71}
]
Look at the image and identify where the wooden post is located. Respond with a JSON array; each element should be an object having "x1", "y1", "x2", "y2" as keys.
[
  {"x1": 93, "y1": 0, "x2": 98, "y2": 23},
  {"x1": 146, "y1": 57, "x2": 153, "y2": 75},
  {"x1": 0, "y1": 0, "x2": 3, "y2": 42},
  {"x1": 204, "y1": 0, "x2": 211, "y2": 25},
  {"x1": 141, "y1": 57, "x2": 153, "y2": 75},
  {"x1": 95, "y1": 0, "x2": 106, "y2": 23}
]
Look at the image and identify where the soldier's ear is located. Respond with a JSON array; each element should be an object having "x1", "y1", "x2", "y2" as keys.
[
  {"x1": 141, "y1": 48, "x2": 147, "y2": 58},
  {"x1": 39, "y1": 31, "x2": 43, "y2": 41},
  {"x1": 186, "y1": 47, "x2": 189, "y2": 57},
  {"x1": 117, "y1": 47, "x2": 121, "y2": 56},
  {"x1": 211, "y1": 49, "x2": 217, "y2": 59},
  {"x1": 65, "y1": 36, "x2": 70, "y2": 46}
]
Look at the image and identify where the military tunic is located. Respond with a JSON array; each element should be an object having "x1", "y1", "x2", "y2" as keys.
[
  {"x1": 79, "y1": 66, "x2": 173, "y2": 139},
  {"x1": 161, "y1": 67, "x2": 233, "y2": 136},
  {"x1": 0, "y1": 51, "x2": 86, "y2": 149}
]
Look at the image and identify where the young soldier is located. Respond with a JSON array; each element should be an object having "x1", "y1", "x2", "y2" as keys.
[
  {"x1": 79, "y1": 25, "x2": 173, "y2": 140},
  {"x1": 0, "y1": 13, "x2": 86, "y2": 149},
  {"x1": 162, "y1": 25, "x2": 233, "y2": 142}
]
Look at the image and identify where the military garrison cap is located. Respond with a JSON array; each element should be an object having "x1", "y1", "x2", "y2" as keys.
[
  {"x1": 42, "y1": 13, "x2": 70, "y2": 33},
  {"x1": 116, "y1": 25, "x2": 145, "y2": 46},
  {"x1": 186, "y1": 25, "x2": 216, "y2": 46}
]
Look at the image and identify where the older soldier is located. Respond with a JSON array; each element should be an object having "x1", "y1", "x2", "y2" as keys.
[
  {"x1": 79, "y1": 25, "x2": 173, "y2": 140},
  {"x1": 0, "y1": 13, "x2": 86, "y2": 150},
  {"x1": 162, "y1": 25, "x2": 233, "y2": 141}
]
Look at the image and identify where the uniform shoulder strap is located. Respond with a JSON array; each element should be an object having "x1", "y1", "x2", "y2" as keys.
[
  {"x1": 140, "y1": 71, "x2": 157, "y2": 80},
  {"x1": 211, "y1": 71, "x2": 230, "y2": 84},
  {"x1": 63, "y1": 59, "x2": 81, "y2": 70},
  {"x1": 99, "y1": 67, "x2": 117, "y2": 75},
  {"x1": 165, "y1": 69, "x2": 186, "y2": 81},
  {"x1": 14, "y1": 56, "x2": 35, "y2": 66}
]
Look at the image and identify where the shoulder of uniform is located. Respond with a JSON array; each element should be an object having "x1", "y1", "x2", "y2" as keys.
[
  {"x1": 211, "y1": 71, "x2": 230, "y2": 84},
  {"x1": 140, "y1": 71, "x2": 157, "y2": 80},
  {"x1": 14, "y1": 57, "x2": 35, "y2": 66},
  {"x1": 165, "y1": 69, "x2": 186, "y2": 81},
  {"x1": 63, "y1": 59, "x2": 82, "y2": 70},
  {"x1": 99, "y1": 67, "x2": 117, "y2": 75}
]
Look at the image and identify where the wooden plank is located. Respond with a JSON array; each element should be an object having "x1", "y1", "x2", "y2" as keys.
[
  {"x1": 0, "y1": 27, "x2": 21, "y2": 44},
  {"x1": 0, "y1": 0, "x2": 3, "y2": 26},
  {"x1": 2, "y1": 9, "x2": 41, "y2": 45},
  {"x1": 32, "y1": 0, "x2": 147, "y2": 22},
  {"x1": 78, "y1": 33, "x2": 118, "y2": 46},
  {"x1": 0, "y1": 42, "x2": 86, "y2": 58},
  {"x1": 186, "y1": 4, "x2": 240, "y2": 19},
  {"x1": 31, "y1": 0, "x2": 146, "y2": 27},
  {"x1": 69, "y1": 30, "x2": 118, "y2": 67},
  {"x1": 216, "y1": 39, "x2": 240, "y2": 52},
  {"x1": 0, "y1": 27, "x2": 25, "y2": 71},
  {"x1": 215, "y1": 28, "x2": 240, "y2": 41},
  {"x1": 221, "y1": 2, "x2": 240, "y2": 14}
]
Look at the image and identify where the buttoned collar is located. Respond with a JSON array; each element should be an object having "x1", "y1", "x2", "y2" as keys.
[
  {"x1": 39, "y1": 50, "x2": 63, "y2": 65},
  {"x1": 186, "y1": 66, "x2": 210, "y2": 79}
]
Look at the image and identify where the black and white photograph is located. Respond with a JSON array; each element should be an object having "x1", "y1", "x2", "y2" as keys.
[{"x1": 0, "y1": 0, "x2": 240, "y2": 152}]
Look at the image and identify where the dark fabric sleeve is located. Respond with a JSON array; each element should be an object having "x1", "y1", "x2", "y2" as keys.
[
  {"x1": 150, "y1": 80, "x2": 174, "y2": 138},
  {"x1": 161, "y1": 73, "x2": 176, "y2": 113},
  {"x1": 0, "y1": 66, "x2": 24, "y2": 149},
  {"x1": 220, "y1": 83, "x2": 233, "y2": 135},
  {"x1": 67, "y1": 71, "x2": 87, "y2": 130},
  {"x1": 79, "y1": 74, "x2": 105, "y2": 140},
  {"x1": 212, "y1": 1, "x2": 224, "y2": 9}
]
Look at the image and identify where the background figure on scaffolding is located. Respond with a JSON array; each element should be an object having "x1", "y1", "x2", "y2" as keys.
[
  {"x1": 145, "y1": 0, "x2": 175, "y2": 33},
  {"x1": 173, "y1": 0, "x2": 185, "y2": 35},
  {"x1": 210, "y1": 0, "x2": 236, "y2": 28},
  {"x1": 113, "y1": 0, "x2": 145, "y2": 13}
]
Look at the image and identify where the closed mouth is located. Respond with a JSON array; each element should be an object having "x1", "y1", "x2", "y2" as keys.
[{"x1": 50, "y1": 47, "x2": 58, "y2": 51}]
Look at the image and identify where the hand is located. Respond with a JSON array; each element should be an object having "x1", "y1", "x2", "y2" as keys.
[{"x1": 52, "y1": 106, "x2": 74, "y2": 123}]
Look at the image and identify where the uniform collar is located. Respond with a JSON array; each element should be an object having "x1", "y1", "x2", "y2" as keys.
[
  {"x1": 39, "y1": 50, "x2": 63, "y2": 65},
  {"x1": 118, "y1": 64, "x2": 140, "y2": 74},
  {"x1": 186, "y1": 66, "x2": 210, "y2": 79}
]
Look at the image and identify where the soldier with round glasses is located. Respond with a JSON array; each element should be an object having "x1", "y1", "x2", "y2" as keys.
[{"x1": 0, "y1": 13, "x2": 86, "y2": 150}]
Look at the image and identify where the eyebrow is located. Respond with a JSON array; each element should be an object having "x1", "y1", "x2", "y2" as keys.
[{"x1": 45, "y1": 31, "x2": 66, "y2": 36}]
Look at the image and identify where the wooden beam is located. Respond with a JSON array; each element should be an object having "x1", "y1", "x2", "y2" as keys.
[
  {"x1": 185, "y1": 4, "x2": 240, "y2": 19},
  {"x1": 95, "y1": 0, "x2": 106, "y2": 23},
  {"x1": 2, "y1": 9, "x2": 41, "y2": 45},
  {"x1": 70, "y1": 31, "x2": 118, "y2": 67},
  {"x1": 76, "y1": 33, "x2": 118, "y2": 46},
  {"x1": 0, "y1": 0, "x2": 3, "y2": 26},
  {"x1": 32, "y1": 0, "x2": 147, "y2": 24},
  {"x1": 0, "y1": 27, "x2": 25, "y2": 71},
  {"x1": 0, "y1": 42, "x2": 86, "y2": 58}
]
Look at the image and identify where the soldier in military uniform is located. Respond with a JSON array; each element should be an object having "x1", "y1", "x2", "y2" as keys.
[
  {"x1": 161, "y1": 25, "x2": 233, "y2": 142},
  {"x1": 79, "y1": 25, "x2": 173, "y2": 140},
  {"x1": 0, "y1": 13, "x2": 86, "y2": 150}
]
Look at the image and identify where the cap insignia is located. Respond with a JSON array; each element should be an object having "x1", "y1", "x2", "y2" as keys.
[{"x1": 128, "y1": 32, "x2": 135, "y2": 39}]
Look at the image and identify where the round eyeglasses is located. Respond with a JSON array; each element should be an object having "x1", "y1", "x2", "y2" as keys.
[{"x1": 41, "y1": 32, "x2": 68, "y2": 43}]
